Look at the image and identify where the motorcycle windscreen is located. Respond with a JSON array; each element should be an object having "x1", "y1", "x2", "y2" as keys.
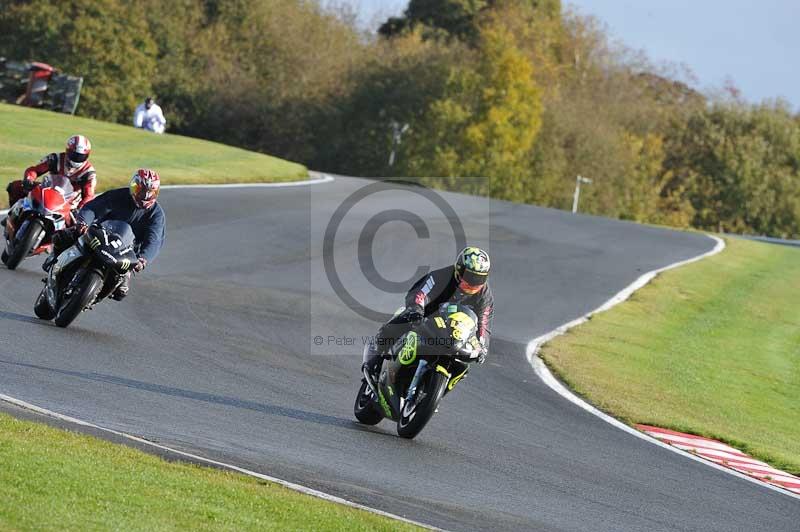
[
  {"x1": 431, "y1": 304, "x2": 482, "y2": 360},
  {"x1": 41, "y1": 175, "x2": 75, "y2": 199},
  {"x1": 99, "y1": 220, "x2": 135, "y2": 248}
]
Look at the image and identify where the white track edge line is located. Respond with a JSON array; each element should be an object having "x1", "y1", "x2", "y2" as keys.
[
  {"x1": 0, "y1": 393, "x2": 438, "y2": 530},
  {"x1": 527, "y1": 234, "x2": 800, "y2": 501},
  {"x1": 160, "y1": 172, "x2": 334, "y2": 189}
]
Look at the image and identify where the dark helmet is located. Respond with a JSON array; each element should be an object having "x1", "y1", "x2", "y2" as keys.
[{"x1": 454, "y1": 247, "x2": 490, "y2": 295}]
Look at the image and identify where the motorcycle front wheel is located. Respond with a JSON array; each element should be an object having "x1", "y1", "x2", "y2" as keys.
[
  {"x1": 5, "y1": 219, "x2": 44, "y2": 270},
  {"x1": 396, "y1": 370, "x2": 449, "y2": 439},
  {"x1": 33, "y1": 287, "x2": 56, "y2": 320},
  {"x1": 54, "y1": 270, "x2": 103, "y2": 328},
  {"x1": 353, "y1": 380, "x2": 383, "y2": 425}
]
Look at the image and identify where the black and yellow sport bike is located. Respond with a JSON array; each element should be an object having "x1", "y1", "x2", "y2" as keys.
[{"x1": 354, "y1": 302, "x2": 483, "y2": 439}]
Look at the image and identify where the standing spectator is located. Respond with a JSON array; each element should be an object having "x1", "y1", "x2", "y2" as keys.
[{"x1": 133, "y1": 96, "x2": 166, "y2": 134}]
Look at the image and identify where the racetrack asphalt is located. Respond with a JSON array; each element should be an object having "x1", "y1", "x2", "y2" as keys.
[{"x1": 1, "y1": 176, "x2": 797, "y2": 531}]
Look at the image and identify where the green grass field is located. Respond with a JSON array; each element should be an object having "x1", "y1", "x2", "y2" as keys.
[
  {"x1": 542, "y1": 237, "x2": 800, "y2": 475},
  {"x1": 0, "y1": 103, "x2": 307, "y2": 207},
  {"x1": 0, "y1": 412, "x2": 419, "y2": 531}
]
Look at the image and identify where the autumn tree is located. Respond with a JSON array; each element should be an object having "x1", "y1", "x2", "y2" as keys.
[
  {"x1": 0, "y1": 0, "x2": 158, "y2": 123},
  {"x1": 403, "y1": 22, "x2": 544, "y2": 200},
  {"x1": 380, "y1": 0, "x2": 561, "y2": 44},
  {"x1": 663, "y1": 101, "x2": 800, "y2": 237}
]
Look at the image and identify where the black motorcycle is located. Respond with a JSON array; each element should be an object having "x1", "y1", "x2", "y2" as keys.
[
  {"x1": 34, "y1": 220, "x2": 137, "y2": 328},
  {"x1": 354, "y1": 302, "x2": 483, "y2": 439}
]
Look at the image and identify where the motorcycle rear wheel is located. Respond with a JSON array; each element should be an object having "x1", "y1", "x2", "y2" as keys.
[
  {"x1": 5, "y1": 219, "x2": 44, "y2": 270},
  {"x1": 54, "y1": 270, "x2": 103, "y2": 328},
  {"x1": 353, "y1": 380, "x2": 383, "y2": 425},
  {"x1": 396, "y1": 371, "x2": 448, "y2": 439}
]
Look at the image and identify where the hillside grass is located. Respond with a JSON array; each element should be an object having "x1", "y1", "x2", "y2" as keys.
[
  {"x1": 0, "y1": 412, "x2": 419, "y2": 531},
  {"x1": 541, "y1": 237, "x2": 800, "y2": 474},
  {"x1": 0, "y1": 103, "x2": 307, "y2": 207}
]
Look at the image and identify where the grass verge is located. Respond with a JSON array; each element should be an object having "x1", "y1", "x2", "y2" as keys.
[
  {"x1": 0, "y1": 103, "x2": 308, "y2": 207},
  {"x1": 0, "y1": 412, "x2": 419, "y2": 531},
  {"x1": 541, "y1": 237, "x2": 800, "y2": 475}
]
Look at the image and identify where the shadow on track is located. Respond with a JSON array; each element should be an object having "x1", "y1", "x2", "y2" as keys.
[
  {"x1": 0, "y1": 309, "x2": 48, "y2": 326},
  {"x1": 0, "y1": 359, "x2": 361, "y2": 431}
]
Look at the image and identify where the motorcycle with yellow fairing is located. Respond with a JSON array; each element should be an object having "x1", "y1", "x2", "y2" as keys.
[{"x1": 354, "y1": 302, "x2": 483, "y2": 439}]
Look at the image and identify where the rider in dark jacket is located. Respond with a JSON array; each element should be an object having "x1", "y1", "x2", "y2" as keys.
[
  {"x1": 363, "y1": 247, "x2": 494, "y2": 379},
  {"x1": 49, "y1": 169, "x2": 165, "y2": 300}
]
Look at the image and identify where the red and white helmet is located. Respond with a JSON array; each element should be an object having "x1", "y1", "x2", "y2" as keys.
[
  {"x1": 65, "y1": 135, "x2": 91, "y2": 172},
  {"x1": 129, "y1": 168, "x2": 161, "y2": 209}
]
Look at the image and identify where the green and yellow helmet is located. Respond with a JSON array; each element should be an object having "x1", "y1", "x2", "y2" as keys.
[{"x1": 454, "y1": 247, "x2": 490, "y2": 295}]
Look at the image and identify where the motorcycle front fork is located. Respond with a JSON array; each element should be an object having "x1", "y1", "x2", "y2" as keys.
[{"x1": 405, "y1": 359, "x2": 429, "y2": 405}]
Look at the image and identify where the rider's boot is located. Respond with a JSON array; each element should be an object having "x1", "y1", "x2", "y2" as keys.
[
  {"x1": 43, "y1": 230, "x2": 74, "y2": 272},
  {"x1": 110, "y1": 273, "x2": 130, "y2": 301}
]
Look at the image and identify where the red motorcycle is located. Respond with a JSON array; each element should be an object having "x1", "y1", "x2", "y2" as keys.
[{"x1": 2, "y1": 175, "x2": 75, "y2": 270}]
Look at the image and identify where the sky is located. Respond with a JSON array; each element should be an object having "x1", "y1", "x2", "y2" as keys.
[{"x1": 339, "y1": 0, "x2": 800, "y2": 108}]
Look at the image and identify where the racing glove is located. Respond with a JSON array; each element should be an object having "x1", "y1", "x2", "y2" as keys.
[
  {"x1": 21, "y1": 178, "x2": 35, "y2": 192},
  {"x1": 133, "y1": 257, "x2": 147, "y2": 273},
  {"x1": 404, "y1": 305, "x2": 424, "y2": 324}
]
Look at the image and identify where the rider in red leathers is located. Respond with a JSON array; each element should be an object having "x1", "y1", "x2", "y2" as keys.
[{"x1": 4, "y1": 135, "x2": 96, "y2": 219}]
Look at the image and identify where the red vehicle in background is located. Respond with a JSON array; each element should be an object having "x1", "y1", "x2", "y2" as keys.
[
  {"x1": 22, "y1": 62, "x2": 55, "y2": 108},
  {"x1": 0, "y1": 59, "x2": 83, "y2": 114},
  {"x1": 2, "y1": 175, "x2": 76, "y2": 270}
]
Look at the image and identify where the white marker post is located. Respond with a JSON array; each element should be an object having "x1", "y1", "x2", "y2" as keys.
[
  {"x1": 572, "y1": 175, "x2": 593, "y2": 213},
  {"x1": 388, "y1": 121, "x2": 410, "y2": 167}
]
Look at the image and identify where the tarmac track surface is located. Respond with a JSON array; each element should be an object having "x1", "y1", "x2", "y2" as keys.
[{"x1": 0, "y1": 176, "x2": 797, "y2": 531}]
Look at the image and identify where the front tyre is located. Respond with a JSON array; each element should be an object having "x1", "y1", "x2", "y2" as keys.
[
  {"x1": 54, "y1": 270, "x2": 102, "y2": 328},
  {"x1": 397, "y1": 370, "x2": 449, "y2": 439},
  {"x1": 354, "y1": 380, "x2": 383, "y2": 425},
  {"x1": 33, "y1": 287, "x2": 56, "y2": 320},
  {"x1": 5, "y1": 219, "x2": 44, "y2": 270}
]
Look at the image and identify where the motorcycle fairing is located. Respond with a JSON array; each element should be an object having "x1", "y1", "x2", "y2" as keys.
[
  {"x1": 87, "y1": 222, "x2": 137, "y2": 275},
  {"x1": 45, "y1": 241, "x2": 85, "y2": 308}
]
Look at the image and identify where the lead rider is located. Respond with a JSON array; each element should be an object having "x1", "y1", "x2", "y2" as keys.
[
  {"x1": 4, "y1": 135, "x2": 97, "y2": 217},
  {"x1": 363, "y1": 247, "x2": 494, "y2": 380}
]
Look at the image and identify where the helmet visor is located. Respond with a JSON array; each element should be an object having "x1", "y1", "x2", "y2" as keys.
[
  {"x1": 68, "y1": 151, "x2": 89, "y2": 164},
  {"x1": 130, "y1": 181, "x2": 159, "y2": 208},
  {"x1": 457, "y1": 269, "x2": 487, "y2": 294}
]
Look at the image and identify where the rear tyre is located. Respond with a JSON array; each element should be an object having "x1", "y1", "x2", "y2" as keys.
[
  {"x1": 5, "y1": 219, "x2": 44, "y2": 270},
  {"x1": 33, "y1": 287, "x2": 56, "y2": 320},
  {"x1": 397, "y1": 371, "x2": 448, "y2": 439},
  {"x1": 354, "y1": 380, "x2": 383, "y2": 425},
  {"x1": 54, "y1": 270, "x2": 102, "y2": 328}
]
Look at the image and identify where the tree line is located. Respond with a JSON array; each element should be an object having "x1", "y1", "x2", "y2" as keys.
[{"x1": 2, "y1": 0, "x2": 798, "y2": 237}]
